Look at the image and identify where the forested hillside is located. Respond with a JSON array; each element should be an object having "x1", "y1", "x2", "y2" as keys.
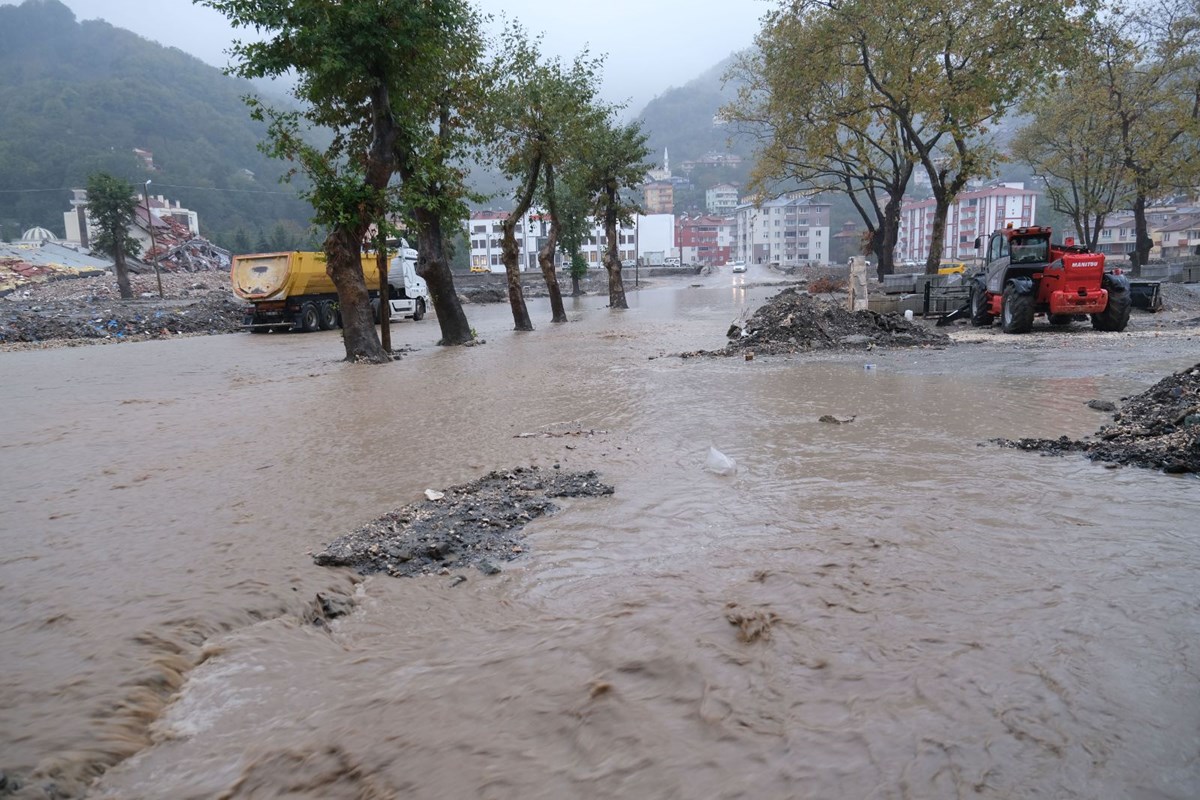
[
  {"x1": 0, "y1": 0, "x2": 315, "y2": 251},
  {"x1": 636, "y1": 54, "x2": 756, "y2": 210}
]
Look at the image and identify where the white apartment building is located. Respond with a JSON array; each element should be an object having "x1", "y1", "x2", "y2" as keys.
[
  {"x1": 464, "y1": 210, "x2": 676, "y2": 272},
  {"x1": 733, "y1": 196, "x2": 832, "y2": 266},
  {"x1": 706, "y1": 184, "x2": 739, "y2": 215},
  {"x1": 897, "y1": 183, "x2": 1037, "y2": 263}
]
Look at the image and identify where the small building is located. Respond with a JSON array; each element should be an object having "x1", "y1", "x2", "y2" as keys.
[
  {"x1": 463, "y1": 210, "x2": 676, "y2": 272},
  {"x1": 1156, "y1": 212, "x2": 1200, "y2": 259},
  {"x1": 677, "y1": 213, "x2": 733, "y2": 265}
]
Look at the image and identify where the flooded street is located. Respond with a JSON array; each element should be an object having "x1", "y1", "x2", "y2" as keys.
[{"x1": 2, "y1": 273, "x2": 1198, "y2": 799}]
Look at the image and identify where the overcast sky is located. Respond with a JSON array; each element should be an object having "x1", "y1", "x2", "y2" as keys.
[{"x1": 58, "y1": 0, "x2": 770, "y2": 113}]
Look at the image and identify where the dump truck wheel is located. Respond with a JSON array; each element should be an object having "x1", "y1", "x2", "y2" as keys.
[
  {"x1": 318, "y1": 301, "x2": 338, "y2": 330},
  {"x1": 1047, "y1": 314, "x2": 1073, "y2": 326},
  {"x1": 970, "y1": 283, "x2": 994, "y2": 327},
  {"x1": 300, "y1": 302, "x2": 320, "y2": 332},
  {"x1": 412, "y1": 299, "x2": 426, "y2": 321},
  {"x1": 1092, "y1": 289, "x2": 1131, "y2": 332},
  {"x1": 1001, "y1": 284, "x2": 1034, "y2": 333}
]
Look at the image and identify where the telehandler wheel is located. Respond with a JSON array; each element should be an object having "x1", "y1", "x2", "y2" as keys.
[
  {"x1": 412, "y1": 298, "x2": 426, "y2": 321},
  {"x1": 1047, "y1": 314, "x2": 1073, "y2": 326},
  {"x1": 318, "y1": 300, "x2": 338, "y2": 330},
  {"x1": 1001, "y1": 284, "x2": 1034, "y2": 333},
  {"x1": 300, "y1": 302, "x2": 320, "y2": 333},
  {"x1": 970, "y1": 283, "x2": 994, "y2": 326},
  {"x1": 1091, "y1": 289, "x2": 1132, "y2": 332}
]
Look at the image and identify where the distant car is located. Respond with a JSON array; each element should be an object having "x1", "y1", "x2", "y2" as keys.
[
  {"x1": 470, "y1": 265, "x2": 490, "y2": 273},
  {"x1": 664, "y1": 257, "x2": 681, "y2": 266},
  {"x1": 731, "y1": 260, "x2": 747, "y2": 273},
  {"x1": 621, "y1": 259, "x2": 635, "y2": 268}
]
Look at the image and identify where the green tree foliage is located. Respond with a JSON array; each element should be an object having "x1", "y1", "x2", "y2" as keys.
[
  {"x1": 738, "y1": 0, "x2": 1088, "y2": 274},
  {"x1": 726, "y1": 10, "x2": 917, "y2": 278},
  {"x1": 578, "y1": 118, "x2": 652, "y2": 309},
  {"x1": 0, "y1": 0, "x2": 311, "y2": 247},
  {"x1": 205, "y1": 0, "x2": 482, "y2": 360},
  {"x1": 85, "y1": 172, "x2": 142, "y2": 299},
  {"x1": 1091, "y1": 0, "x2": 1199, "y2": 270},
  {"x1": 1011, "y1": 69, "x2": 1132, "y2": 250},
  {"x1": 479, "y1": 25, "x2": 608, "y2": 327}
]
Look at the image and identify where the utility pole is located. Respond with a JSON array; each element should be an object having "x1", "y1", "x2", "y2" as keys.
[{"x1": 143, "y1": 180, "x2": 163, "y2": 298}]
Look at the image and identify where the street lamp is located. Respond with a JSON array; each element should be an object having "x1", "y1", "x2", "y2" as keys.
[{"x1": 143, "y1": 179, "x2": 163, "y2": 298}]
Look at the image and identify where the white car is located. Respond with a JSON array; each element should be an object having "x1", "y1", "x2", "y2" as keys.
[{"x1": 731, "y1": 260, "x2": 747, "y2": 273}]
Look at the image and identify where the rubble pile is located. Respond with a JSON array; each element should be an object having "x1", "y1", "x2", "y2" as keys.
[
  {"x1": 0, "y1": 295, "x2": 246, "y2": 345},
  {"x1": 685, "y1": 286, "x2": 950, "y2": 357},
  {"x1": 313, "y1": 467, "x2": 614, "y2": 578},
  {"x1": 1, "y1": 272, "x2": 246, "y2": 346},
  {"x1": 997, "y1": 363, "x2": 1200, "y2": 474}
]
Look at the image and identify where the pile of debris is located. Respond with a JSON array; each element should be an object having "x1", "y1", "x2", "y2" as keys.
[
  {"x1": 313, "y1": 467, "x2": 614, "y2": 578},
  {"x1": 997, "y1": 363, "x2": 1200, "y2": 474},
  {"x1": 684, "y1": 286, "x2": 950, "y2": 357},
  {"x1": 1, "y1": 271, "x2": 246, "y2": 347},
  {"x1": 0, "y1": 295, "x2": 246, "y2": 345}
]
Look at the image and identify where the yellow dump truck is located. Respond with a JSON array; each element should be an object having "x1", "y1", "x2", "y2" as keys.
[{"x1": 230, "y1": 243, "x2": 428, "y2": 332}]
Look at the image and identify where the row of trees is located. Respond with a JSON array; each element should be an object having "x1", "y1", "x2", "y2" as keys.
[
  {"x1": 201, "y1": 0, "x2": 651, "y2": 363},
  {"x1": 726, "y1": 0, "x2": 1199, "y2": 279}
]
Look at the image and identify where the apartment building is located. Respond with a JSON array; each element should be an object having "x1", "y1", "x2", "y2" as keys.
[
  {"x1": 897, "y1": 183, "x2": 1037, "y2": 263},
  {"x1": 643, "y1": 181, "x2": 675, "y2": 215},
  {"x1": 705, "y1": 184, "x2": 739, "y2": 215},
  {"x1": 463, "y1": 210, "x2": 676, "y2": 272},
  {"x1": 733, "y1": 196, "x2": 832, "y2": 266}
]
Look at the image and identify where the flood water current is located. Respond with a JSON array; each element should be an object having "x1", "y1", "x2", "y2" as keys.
[{"x1": 2, "y1": 269, "x2": 1198, "y2": 799}]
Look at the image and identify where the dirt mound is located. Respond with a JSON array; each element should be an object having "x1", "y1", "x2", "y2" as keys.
[
  {"x1": 997, "y1": 363, "x2": 1200, "y2": 474},
  {"x1": 313, "y1": 467, "x2": 614, "y2": 577},
  {"x1": 683, "y1": 287, "x2": 950, "y2": 357}
]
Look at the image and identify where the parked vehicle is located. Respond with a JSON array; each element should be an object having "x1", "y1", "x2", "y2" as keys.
[
  {"x1": 969, "y1": 225, "x2": 1130, "y2": 333},
  {"x1": 231, "y1": 242, "x2": 428, "y2": 333}
]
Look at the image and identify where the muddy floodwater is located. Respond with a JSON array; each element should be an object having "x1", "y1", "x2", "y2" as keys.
[{"x1": 2, "y1": 269, "x2": 1199, "y2": 799}]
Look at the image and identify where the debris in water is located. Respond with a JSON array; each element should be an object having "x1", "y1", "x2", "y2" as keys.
[
  {"x1": 995, "y1": 363, "x2": 1200, "y2": 474},
  {"x1": 705, "y1": 446, "x2": 737, "y2": 476},
  {"x1": 424, "y1": 489, "x2": 445, "y2": 501},
  {"x1": 819, "y1": 415, "x2": 856, "y2": 425},
  {"x1": 314, "y1": 467, "x2": 614, "y2": 577}
]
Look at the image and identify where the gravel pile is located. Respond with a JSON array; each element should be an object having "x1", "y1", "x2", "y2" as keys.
[
  {"x1": 313, "y1": 467, "x2": 614, "y2": 578},
  {"x1": 684, "y1": 286, "x2": 951, "y2": 357},
  {"x1": 997, "y1": 362, "x2": 1200, "y2": 474}
]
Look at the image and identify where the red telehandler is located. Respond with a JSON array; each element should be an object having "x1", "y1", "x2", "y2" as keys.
[{"x1": 968, "y1": 225, "x2": 1131, "y2": 333}]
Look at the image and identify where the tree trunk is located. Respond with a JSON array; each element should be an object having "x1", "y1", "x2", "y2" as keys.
[
  {"x1": 326, "y1": 226, "x2": 389, "y2": 363},
  {"x1": 603, "y1": 190, "x2": 627, "y2": 309},
  {"x1": 539, "y1": 163, "x2": 567, "y2": 323},
  {"x1": 571, "y1": 272, "x2": 581, "y2": 297},
  {"x1": 501, "y1": 158, "x2": 541, "y2": 332},
  {"x1": 502, "y1": 222, "x2": 533, "y2": 331},
  {"x1": 876, "y1": 194, "x2": 903, "y2": 280},
  {"x1": 114, "y1": 238, "x2": 133, "y2": 300},
  {"x1": 1131, "y1": 192, "x2": 1151, "y2": 277},
  {"x1": 376, "y1": 239, "x2": 391, "y2": 353},
  {"x1": 413, "y1": 208, "x2": 473, "y2": 346},
  {"x1": 925, "y1": 189, "x2": 950, "y2": 276}
]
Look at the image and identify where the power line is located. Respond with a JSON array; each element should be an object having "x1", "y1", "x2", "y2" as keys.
[{"x1": 0, "y1": 183, "x2": 303, "y2": 196}]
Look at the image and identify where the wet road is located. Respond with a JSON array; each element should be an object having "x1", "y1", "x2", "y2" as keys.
[{"x1": 2, "y1": 270, "x2": 1198, "y2": 799}]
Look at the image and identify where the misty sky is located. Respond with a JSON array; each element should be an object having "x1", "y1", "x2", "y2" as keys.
[{"x1": 57, "y1": 0, "x2": 770, "y2": 113}]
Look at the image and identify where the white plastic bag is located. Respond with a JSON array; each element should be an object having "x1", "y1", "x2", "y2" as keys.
[{"x1": 705, "y1": 446, "x2": 737, "y2": 476}]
